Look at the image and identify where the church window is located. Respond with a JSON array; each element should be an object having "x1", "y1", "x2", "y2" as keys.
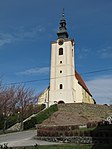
[
  {"x1": 59, "y1": 48, "x2": 63, "y2": 55},
  {"x1": 60, "y1": 61, "x2": 62, "y2": 64},
  {"x1": 60, "y1": 70, "x2": 62, "y2": 73},
  {"x1": 60, "y1": 84, "x2": 63, "y2": 89}
]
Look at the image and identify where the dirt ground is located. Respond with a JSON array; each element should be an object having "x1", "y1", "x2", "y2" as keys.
[{"x1": 41, "y1": 103, "x2": 112, "y2": 126}]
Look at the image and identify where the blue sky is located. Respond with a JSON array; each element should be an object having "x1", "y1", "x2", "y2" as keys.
[{"x1": 0, "y1": 0, "x2": 112, "y2": 104}]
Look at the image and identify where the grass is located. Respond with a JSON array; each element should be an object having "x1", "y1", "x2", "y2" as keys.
[
  {"x1": 13, "y1": 144, "x2": 112, "y2": 149},
  {"x1": 38, "y1": 144, "x2": 92, "y2": 149},
  {"x1": 12, "y1": 144, "x2": 92, "y2": 149},
  {"x1": 36, "y1": 104, "x2": 58, "y2": 124}
]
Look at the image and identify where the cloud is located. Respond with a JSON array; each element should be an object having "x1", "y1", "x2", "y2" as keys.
[
  {"x1": 86, "y1": 75, "x2": 112, "y2": 104},
  {"x1": 15, "y1": 25, "x2": 45, "y2": 39},
  {"x1": 17, "y1": 67, "x2": 49, "y2": 75},
  {"x1": 97, "y1": 46, "x2": 112, "y2": 59},
  {"x1": 0, "y1": 33, "x2": 17, "y2": 46},
  {"x1": 77, "y1": 47, "x2": 91, "y2": 59},
  {"x1": 0, "y1": 25, "x2": 45, "y2": 47}
]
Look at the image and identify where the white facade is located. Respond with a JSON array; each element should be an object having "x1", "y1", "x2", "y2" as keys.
[
  {"x1": 48, "y1": 38, "x2": 93, "y2": 106},
  {"x1": 49, "y1": 39, "x2": 77, "y2": 105},
  {"x1": 37, "y1": 87, "x2": 49, "y2": 107}
]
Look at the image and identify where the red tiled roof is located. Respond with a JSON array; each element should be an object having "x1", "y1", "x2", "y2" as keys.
[{"x1": 75, "y1": 70, "x2": 92, "y2": 96}]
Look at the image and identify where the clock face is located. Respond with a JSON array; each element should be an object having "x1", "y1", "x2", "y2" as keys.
[{"x1": 58, "y1": 39, "x2": 64, "y2": 45}]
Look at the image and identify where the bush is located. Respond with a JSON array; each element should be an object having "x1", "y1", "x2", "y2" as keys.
[
  {"x1": 24, "y1": 117, "x2": 37, "y2": 130},
  {"x1": 87, "y1": 122, "x2": 98, "y2": 128},
  {"x1": 0, "y1": 115, "x2": 4, "y2": 130},
  {"x1": 7, "y1": 114, "x2": 18, "y2": 128},
  {"x1": 0, "y1": 114, "x2": 18, "y2": 130}
]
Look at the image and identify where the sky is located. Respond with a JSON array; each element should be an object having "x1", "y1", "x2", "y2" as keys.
[{"x1": 0, "y1": 0, "x2": 112, "y2": 104}]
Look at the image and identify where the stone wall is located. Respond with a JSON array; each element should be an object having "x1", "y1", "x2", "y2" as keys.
[{"x1": 36, "y1": 136, "x2": 112, "y2": 144}]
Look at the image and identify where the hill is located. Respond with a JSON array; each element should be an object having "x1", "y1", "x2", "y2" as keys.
[{"x1": 41, "y1": 103, "x2": 112, "y2": 126}]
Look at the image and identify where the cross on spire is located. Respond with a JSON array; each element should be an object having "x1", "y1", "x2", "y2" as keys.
[{"x1": 62, "y1": 8, "x2": 65, "y2": 19}]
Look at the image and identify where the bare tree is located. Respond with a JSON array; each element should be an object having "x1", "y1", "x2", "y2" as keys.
[
  {"x1": 16, "y1": 85, "x2": 34, "y2": 130},
  {"x1": 0, "y1": 82, "x2": 6, "y2": 116},
  {"x1": 0, "y1": 81, "x2": 34, "y2": 131},
  {"x1": 0, "y1": 85, "x2": 17, "y2": 116},
  {"x1": 0, "y1": 84, "x2": 18, "y2": 131}
]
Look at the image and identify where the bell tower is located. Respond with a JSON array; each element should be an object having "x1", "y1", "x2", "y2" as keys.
[{"x1": 49, "y1": 10, "x2": 76, "y2": 106}]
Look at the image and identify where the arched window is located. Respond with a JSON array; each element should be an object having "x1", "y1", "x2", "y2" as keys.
[
  {"x1": 59, "y1": 48, "x2": 63, "y2": 55},
  {"x1": 60, "y1": 84, "x2": 63, "y2": 89}
]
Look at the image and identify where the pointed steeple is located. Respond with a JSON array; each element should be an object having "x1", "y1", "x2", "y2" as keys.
[{"x1": 57, "y1": 9, "x2": 69, "y2": 39}]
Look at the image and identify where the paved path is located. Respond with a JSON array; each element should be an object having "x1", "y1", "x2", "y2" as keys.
[{"x1": 0, "y1": 130, "x2": 58, "y2": 147}]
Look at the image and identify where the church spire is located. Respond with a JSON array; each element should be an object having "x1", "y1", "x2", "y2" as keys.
[{"x1": 57, "y1": 9, "x2": 69, "y2": 39}]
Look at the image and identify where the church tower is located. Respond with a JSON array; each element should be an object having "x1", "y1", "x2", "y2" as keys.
[{"x1": 49, "y1": 11, "x2": 76, "y2": 105}]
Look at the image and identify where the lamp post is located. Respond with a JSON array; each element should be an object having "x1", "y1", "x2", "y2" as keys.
[
  {"x1": 20, "y1": 110, "x2": 24, "y2": 131},
  {"x1": 17, "y1": 111, "x2": 20, "y2": 123},
  {"x1": 3, "y1": 112, "x2": 6, "y2": 133}
]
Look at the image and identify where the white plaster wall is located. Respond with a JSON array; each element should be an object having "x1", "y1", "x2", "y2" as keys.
[
  {"x1": 72, "y1": 76, "x2": 83, "y2": 103},
  {"x1": 38, "y1": 88, "x2": 49, "y2": 106},
  {"x1": 76, "y1": 82, "x2": 83, "y2": 103},
  {"x1": 49, "y1": 39, "x2": 75, "y2": 105}
]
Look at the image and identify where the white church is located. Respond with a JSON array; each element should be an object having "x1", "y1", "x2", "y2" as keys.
[{"x1": 38, "y1": 12, "x2": 95, "y2": 107}]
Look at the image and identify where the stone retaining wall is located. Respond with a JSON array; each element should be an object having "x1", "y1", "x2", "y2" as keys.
[{"x1": 36, "y1": 136, "x2": 112, "y2": 144}]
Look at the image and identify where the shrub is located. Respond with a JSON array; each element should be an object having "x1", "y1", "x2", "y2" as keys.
[
  {"x1": 0, "y1": 116, "x2": 4, "y2": 129},
  {"x1": 71, "y1": 125, "x2": 79, "y2": 130},
  {"x1": 24, "y1": 116, "x2": 37, "y2": 130},
  {"x1": 65, "y1": 131, "x2": 69, "y2": 136},
  {"x1": 0, "y1": 114, "x2": 18, "y2": 130},
  {"x1": 84, "y1": 131, "x2": 90, "y2": 136},
  {"x1": 74, "y1": 130, "x2": 79, "y2": 136},
  {"x1": 79, "y1": 131, "x2": 84, "y2": 136},
  {"x1": 7, "y1": 114, "x2": 18, "y2": 128}
]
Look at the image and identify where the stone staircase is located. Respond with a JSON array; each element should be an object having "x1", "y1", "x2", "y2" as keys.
[
  {"x1": 7, "y1": 123, "x2": 21, "y2": 131},
  {"x1": 7, "y1": 106, "x2": 46, "y2": 131}
]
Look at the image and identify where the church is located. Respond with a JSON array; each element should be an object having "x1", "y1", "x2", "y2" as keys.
[{"x1": 38, "y1": 12, "x2": 95, "y2": 107}]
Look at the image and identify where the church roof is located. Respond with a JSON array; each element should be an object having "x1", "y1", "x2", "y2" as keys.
[
  {"x1": 57, "y1": 9, "x2": 69, "y2": 39},
  {"x1": 75, "y1": 71, "x2": 92, "y2": 96}
]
